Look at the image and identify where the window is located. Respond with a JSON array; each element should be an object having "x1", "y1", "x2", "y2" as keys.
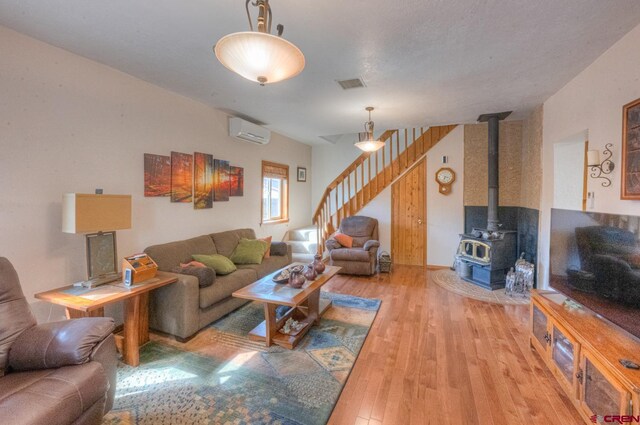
[{"x1": 261, "y1": 161, "x2": 289, "y2": 223}]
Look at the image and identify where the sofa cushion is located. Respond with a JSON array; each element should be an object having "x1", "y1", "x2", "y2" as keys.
[
  {"x1": 145, "y1": 235, "x2": 217, "y2": 271},
  {"x1": 199, "y1": 269, "x2": 257, "y2": 309},
  {"x1": 210, "y1": 229, "x2": 256, "y2": 258},
  {"x1": 171, "y1": 266, "x2": 216, "y2": 288},
  {"x1": 192, "y1": 254, "x2": 236, "y2": 275},
  {"x1": 329, "y1": 247, "x2": 371, "y2": 262},
  {"x1": 180, "y1": 261, "x2": 206, "y2": 268},
  {"x1": 0, "y1": 363, "x2": 108, "y2": 425},
  {"x1": 270, "y1": 241, "x2": 288, "y2": 257},
  {"x1": 230, "y1": 239, "x2": 268, "y2": 265},
  {"x1": 237, "y1": 255, "x2": 291, "y2": 279},
  {"x1": 333, "y1": 233, "x2": 354, "y2": 248},
  {"x1": 260, "y1": 236, "x2": 272, "y2": 259}
]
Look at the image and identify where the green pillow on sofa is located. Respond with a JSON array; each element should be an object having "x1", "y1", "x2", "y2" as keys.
[
  {"x1": 230, "y1": 238, "x2": 268, "y2": 265},
  {"x1": 192, "y1": 254, "x2": 237, "y2": 275}
]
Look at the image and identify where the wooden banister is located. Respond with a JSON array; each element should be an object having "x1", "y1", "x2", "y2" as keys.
[{"x1": 313, "y1": 124, "x2": 457, "y2": 254}]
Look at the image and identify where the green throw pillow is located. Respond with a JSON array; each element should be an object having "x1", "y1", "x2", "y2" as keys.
[
  {"x1": 192, "y1": 254, "x2": 237, "y2": 275},
  {"x1": 230, "y1": 238, "x2": 268, "y2": 265}
]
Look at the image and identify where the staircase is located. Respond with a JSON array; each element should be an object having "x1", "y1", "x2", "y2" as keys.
[
  {"x1": 313, "y1": 125, "x2": 457, "y2": 254},
  {"x1": 283, "y1": 226, "x2": 318, "y2": 263}
]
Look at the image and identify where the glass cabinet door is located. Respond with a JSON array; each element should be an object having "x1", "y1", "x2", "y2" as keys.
[
  {"x1": 551, "y1": 325, "x2": 575, "y2": 386},
  {"x1": 580, "y1": 354, "x2": 631, "y2": 418},
  {"x1": 532, "y1": 304, "x2": 549, "y2": 349}
]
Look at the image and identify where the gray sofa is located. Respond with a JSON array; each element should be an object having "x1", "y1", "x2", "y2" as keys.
[{"x1": 144, "y1": 229, "x2": 292, "y2": 340}]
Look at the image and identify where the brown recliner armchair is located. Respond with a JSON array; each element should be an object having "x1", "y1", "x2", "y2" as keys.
[
  {"x1": 0, "y1": 257, "x2": 117, "y2": 425},
  {"x1": 326, "y1": 216, "x2": 380, "y2": 275}
]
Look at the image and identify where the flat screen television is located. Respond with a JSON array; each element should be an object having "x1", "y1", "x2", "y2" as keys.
[{"x1": 550, "y1": 208, "x2": 640, "y2": 340}]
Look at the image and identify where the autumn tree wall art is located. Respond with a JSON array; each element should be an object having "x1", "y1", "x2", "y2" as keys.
[
  {"x1": 194, "y1": 152, "x2": 214, "y2": 209},
  {"x1": 213, "y1": 159, "x2": 230, "y2": 202},
  {"x1": 230, "y1": 166, "x2": 244, "y2": 197},
  {"x1": 144, "y1": 153, "x2": 171, "y2": 197},
  {"x1": 170, "y1": 151, "x2": 193, "y2": 203}
]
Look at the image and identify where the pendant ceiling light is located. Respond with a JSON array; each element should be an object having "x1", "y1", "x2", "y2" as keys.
[
  {"x1": 214, "y1": 0, "x2": 305, "y2": 86},
  {"x1": 355, "y1": 107, "x2": 385, "y2": 152}
]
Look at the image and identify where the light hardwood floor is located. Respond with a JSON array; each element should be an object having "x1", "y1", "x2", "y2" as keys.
[{"x1": 324, "y1": 265, "x2": 584, "y2": 425}]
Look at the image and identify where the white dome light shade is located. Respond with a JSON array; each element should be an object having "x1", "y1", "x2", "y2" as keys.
[
  {"x1": 354, "y1": 139, "x2": 385, "y2": 152},
  {"x1": 215, "y1": 32, "x2": 305, "y2": 84}
]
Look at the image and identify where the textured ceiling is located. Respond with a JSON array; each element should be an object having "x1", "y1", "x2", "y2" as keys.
[{"x1": 1, "y1": 0, "x2": 640, "y2": 144}]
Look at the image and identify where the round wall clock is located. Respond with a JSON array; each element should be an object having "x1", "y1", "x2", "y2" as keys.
[{"x1": 435, "y1": 167, "x2": 456, "y2": 195}]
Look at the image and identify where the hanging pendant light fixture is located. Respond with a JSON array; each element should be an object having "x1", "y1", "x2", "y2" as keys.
[
  {"x1": 214, "y1": 0, "x2": 305, "y2": 86},
  {"x1": 355, "y1": 107, "x2": 385, "y2": 152}
]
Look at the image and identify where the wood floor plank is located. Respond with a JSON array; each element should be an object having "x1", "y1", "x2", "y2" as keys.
[{"x1": 325, "y1": 266, "x2": 583, "y2": 425}]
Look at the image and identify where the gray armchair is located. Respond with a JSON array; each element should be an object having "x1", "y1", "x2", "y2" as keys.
[{"x1": 326, "y1": 216, "x2": 380, "y2": 275}]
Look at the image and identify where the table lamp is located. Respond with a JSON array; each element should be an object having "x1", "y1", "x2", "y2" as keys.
[{"x1": 62, "y1": 192, "x2": 132, "y2": 286}]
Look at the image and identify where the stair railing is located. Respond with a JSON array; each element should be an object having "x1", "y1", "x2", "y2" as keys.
[{"x1": 313, "y1": 125, "x2": 457, "y2": 254}]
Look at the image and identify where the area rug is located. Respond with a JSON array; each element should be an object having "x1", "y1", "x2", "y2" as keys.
[
  {"x1": 103, "y1": 292, "x2": 380, "y2": 425},
  {"x1": 431, "y1": 268, "x2": 530, "y2": 305}
]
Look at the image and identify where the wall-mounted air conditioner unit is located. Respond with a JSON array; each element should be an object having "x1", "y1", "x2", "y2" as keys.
[{"x1": 228, "y1": 117, "x2": 271, "y2": 145}]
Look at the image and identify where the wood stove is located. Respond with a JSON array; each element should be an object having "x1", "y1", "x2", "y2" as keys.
[
  {"x1": 457, "y1": 229, "x2": 517, "y2": 289},
  {"x1": 457, "y1": 111, "x2": 517, "y2": 290}
]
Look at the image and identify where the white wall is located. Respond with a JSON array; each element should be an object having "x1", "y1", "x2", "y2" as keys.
[
  {"x1": 540, "y1": 23, "x2": 640, "y2": 287},
  {"x1": 359, "y1": 186, "x2": 391, "y2": 254},
  {"x1": 0, "y1": 26, "x2": 312, "y2": 319},
  {"x1": 311, "y1": 139, "x2": 361, "y2": 210},
  {"x1": 426, "y1": 125, "x2": 465, "y2": 267},
  {"x1": 553, "y1": 139, "x2": 586, "y2": 210}
]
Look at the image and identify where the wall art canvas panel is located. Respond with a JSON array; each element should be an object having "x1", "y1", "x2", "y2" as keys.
[
  {"x1": 622, "y1": 97, "x2": 640, "y2": 199},
  {"x1": 144, "y1": 153, "x2": 171, "y2": 197},
  {"x1": 213, "y1": 159, "x2": 230, "y2": 202},
  {"x1": 229, "y1": 166, "x2": 244, "y2": 197},
  {"x1": 194, "y1": 152, "x2": 214, "y2": 209},
  {"x1": 171, "y1": 151, "x2": 193, "y2": 203}
]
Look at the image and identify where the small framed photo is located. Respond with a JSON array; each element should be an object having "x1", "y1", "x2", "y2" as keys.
[{"x1": 297, "y1": 167, "x2": 307, "y2": 182}]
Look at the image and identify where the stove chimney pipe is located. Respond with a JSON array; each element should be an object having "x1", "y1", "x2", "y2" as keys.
[{"x1": 477, "y1": 111, "x2": 512, "y2": 232}]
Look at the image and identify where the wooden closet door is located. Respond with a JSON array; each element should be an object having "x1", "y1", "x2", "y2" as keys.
[{"x1": 391, "y1": 158, "x2": 426, "y2": 266}]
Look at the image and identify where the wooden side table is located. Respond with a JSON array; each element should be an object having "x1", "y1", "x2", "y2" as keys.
[{"x1": 35, "y1": 272, "x2": 177, "y2": 367}]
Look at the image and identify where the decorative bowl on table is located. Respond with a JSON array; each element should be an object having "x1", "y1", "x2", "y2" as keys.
[{"x1": 272, "y1": 265, "x2": 304, "y2": 284}]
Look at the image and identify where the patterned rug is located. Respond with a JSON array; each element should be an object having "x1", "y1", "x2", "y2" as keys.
[
  {"x1": 431, "y1": 268, "x2": 530, "y2": 305},
  {"x1": 103, "y1": 292, "x2": 380, "y2": 425}
]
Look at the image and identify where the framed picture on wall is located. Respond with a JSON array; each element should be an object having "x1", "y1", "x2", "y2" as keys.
[
  {"x1": 297, "y1": 167, "x2": 307, "y2": 182},
  {"x1": 621, "y1": 97, "x2": 640, "y2": 200}
]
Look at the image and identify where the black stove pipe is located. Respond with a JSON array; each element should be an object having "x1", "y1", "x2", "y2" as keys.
[{"x1": 477, "y1": 111, "x2": 512, "y2": 232}]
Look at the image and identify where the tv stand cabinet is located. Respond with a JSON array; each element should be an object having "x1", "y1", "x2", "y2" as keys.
[{"x1": 530, "y1": 290, "x2": 640, "y2": 423}]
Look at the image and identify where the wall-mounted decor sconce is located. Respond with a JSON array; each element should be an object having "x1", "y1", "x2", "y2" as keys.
[{"x1": 587, "y1": 143, "x2": 615, "y2": 187}]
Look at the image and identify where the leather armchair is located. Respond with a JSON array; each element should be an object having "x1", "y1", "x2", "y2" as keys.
[
  {"x1": 326, "y1": 216, "x2": 380, "y2": 275},
  {"x1": 0, "y1": 257, "x2": 117, "y2": 425}
]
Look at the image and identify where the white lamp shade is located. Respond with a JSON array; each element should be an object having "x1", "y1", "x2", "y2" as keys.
[
  {"x1": 587, "y1": 150, "x2": 600, "y2": 166},
  {"x1": 355, "y1": 139, "x2": 385, "y2": 152},
  {"x1": 62, "y1": 193, "x2": 132, "y2": 234},
  {"x1": 215, "y1": 32, "x2": 305, "y2": 84}
]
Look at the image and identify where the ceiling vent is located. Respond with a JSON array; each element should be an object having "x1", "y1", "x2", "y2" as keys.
[{"x1": 337, "y1": 78, "x2": 366, "y2": 90}]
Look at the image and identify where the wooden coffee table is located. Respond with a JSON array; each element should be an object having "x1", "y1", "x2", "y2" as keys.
[
  {"x1": 232, "y1": 264, "x2": 340, "y2": 349},
  {"x1": 35, "y1": 272, "x2": 177, "y2": 367}
]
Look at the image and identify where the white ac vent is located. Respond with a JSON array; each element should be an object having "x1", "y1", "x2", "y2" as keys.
[{"x1": 229, "y1": 117, "x2": 271, "y2": 145}]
